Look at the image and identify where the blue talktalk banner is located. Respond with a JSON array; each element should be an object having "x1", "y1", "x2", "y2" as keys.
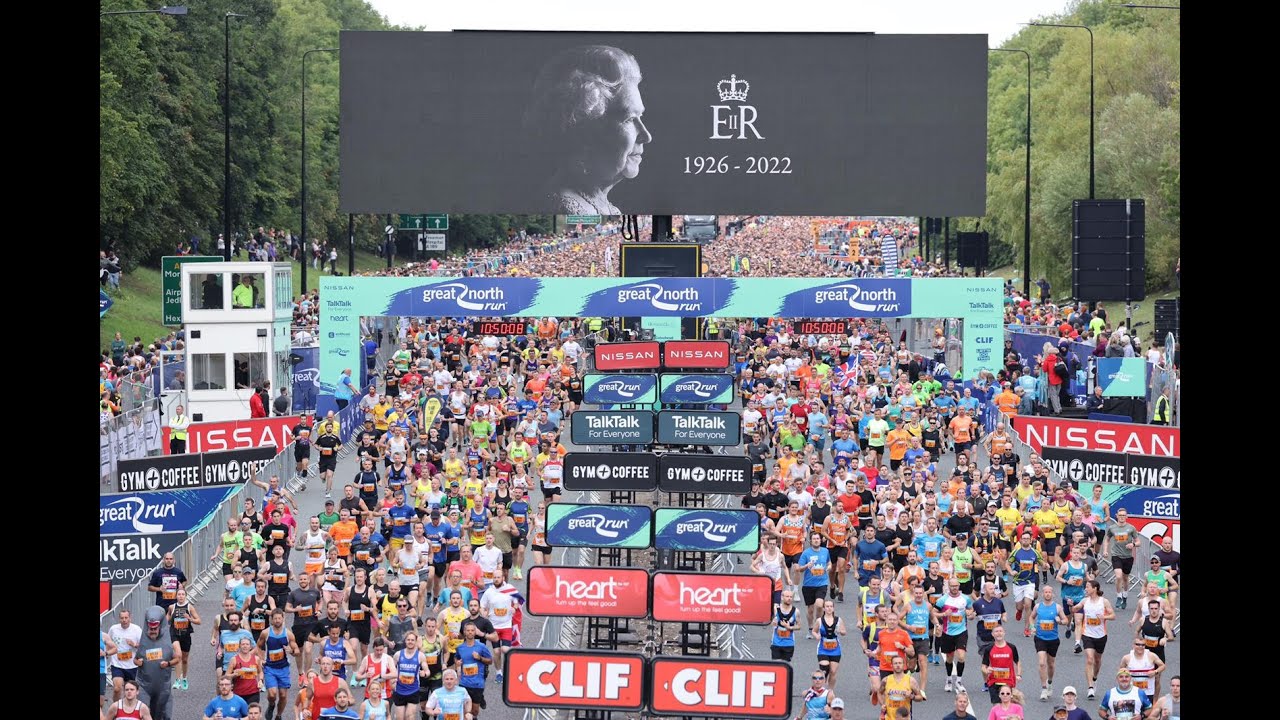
[
  {"x1": 545, "y1": 503, "x2": 653, "y2": 549},
  {"x1": 100, "y1": 486, "x2": 241, "y2": 535},
  {"x1": 776, "y1": 278, "x2": 912, "y2": 317},
  {"x1": 583, "y1": 373, "x2": 659, "y2": 405},
  {"x1": 1098, "y1": 357, "x2": 1148, "y2": 398},
  {"x1": 654, "y1": 508, "x2": 760, "y2": 553},
  {"x1": 580, "y1": 278, "x2": 733, "y2": 317},
  {"x1": 292, "y1": 347, "x2": 320, "y2": 412},
  {"x1": 659, "y1": 373, "x2": 736, "y2": 405}
]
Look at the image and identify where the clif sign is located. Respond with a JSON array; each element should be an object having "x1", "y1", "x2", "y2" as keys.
[
  {"x1": 504, "y1": 649, "x2": 647, "y2": 713},
  {"x1": 563, "y1": 452, "x2": 658, "y2": 492},
  {"x1": 656, "y1": 410, "x2": 741, "y2": 446},
  {"x1": 525, "y1": 566, "x2": 651, "y2": 619},
  {"x1": 545, "y1": 503, "x2": 653, "y2": 549},
  {"x1": 594, "y1": 341, "x2": 661, "y2": 371},
  {"x1": 1012, "y1": 416, "x2": 1180, "y2": 458},
  {"x1": 659, "y1": 373, "x2": 736, "y2": 405},
  {"x1": 661, "y1": 340, "x2": 731, "y2": 369},
  {"x1": 570, "y1": 410, "x2": 655, "y2": 445},
  {"x1": 649, "y1": 658, "x2": 793, "y2": 719},
  {"x1": 583, "y1": 373, "x2": 659, "y2": 405},
  {"x1": 164, "y1": 415, "x2": 301, "y2": 454},
  {"x1": 654, "y1": 509, "x2": 760, "y2": 554},
  {"x1": 651, "y1": 572, "x2": 773, "y2": 625},
  {"x1": 658, "y1": 454, "x2": 752, "y2": 495}
]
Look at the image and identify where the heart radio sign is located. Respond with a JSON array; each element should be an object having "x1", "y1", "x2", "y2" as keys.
[
  {"x1": 651, "y1": 572, "x2": 773, "y2": 624},
  {"x1": 525, "y1": 566, "x2": 651, "y2": 619}
]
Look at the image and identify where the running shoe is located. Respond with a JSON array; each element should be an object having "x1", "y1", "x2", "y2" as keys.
[
  {"x1": 513, "y1": 567, "x2": 523, "y2": 580},
  {"x1": 944, "y1": 678, "x2": 952, "y2": 693},
  {"x1": 180, "y1": 678, "x2": 189, "y2": 691},
  {"x1": 1024, "y1": 627, "x2": 1032, "y2": 637},
  {"x1": 1040, "y1": 688, "x2": 1050, "y2": 701},
  {"x1": 1074, "y1": 642, "x2": 1083, "y2": 654},
  {"x1": 496, "y1": 671, "x2": 504, "y2": 684},
  {"x1": 1015, "y1": 608, "x2": 1023, "y2": 621},
  {"x1": 172, "y1": 679, "x2": 181, "y2": 690},
  {"x1": 1087, "y1": 687, "x2": 1096, "y2": 699},
  {"x1": 954, "y1": 679, "x2": 966, "y2": 694}
]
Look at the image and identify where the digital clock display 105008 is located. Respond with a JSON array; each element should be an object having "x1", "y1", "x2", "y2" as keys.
[
  {"x1": 475, "y1": 321, "x2": 528, "y2": 336},
  {"x1": 797, "y1": 320, "x2": 850, "y2": 335}
]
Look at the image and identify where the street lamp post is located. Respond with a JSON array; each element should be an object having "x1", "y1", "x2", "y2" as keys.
[
  {"x1": 1027, "y1": 22, "x2": 1094, "y2": 199},
  {"x1": 991, "y1": 48, "x2": 1033, "y2": 299},
  {"x1": 301, "y1": 47, "x2": 338, "y2": 295},
  {"x1": 223, "y1": 11, "x2": 247, "y2": 261},
  {"x1": 100, "y1": 5, "x2": 187, "y2": 17}
]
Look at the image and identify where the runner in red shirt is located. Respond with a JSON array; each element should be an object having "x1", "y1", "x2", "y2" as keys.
[{"x1": 981, "y1": 625, "x2": 1022, "y2": 704}]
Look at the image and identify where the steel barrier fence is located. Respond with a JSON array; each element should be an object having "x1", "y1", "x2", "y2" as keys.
[
  {"x1": 100, "y1": 401, "x2": 364, "y2": 629},
  {"x1": 99, "y1": 398, "x2": 163, "y2": 486}
]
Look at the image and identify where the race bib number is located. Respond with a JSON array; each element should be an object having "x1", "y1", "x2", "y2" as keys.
[
  {"x1": 991, "y1": 667, "x2": 1010, "y2": 680},
  {"x1": 1040, "y1": 621, "x2": 1055, "y2": 632},
  {"x1": 863, "y1": 560, "x2": 877, "y2": 571},
  {"x1": 463, "y1": 663, "x2": 479, "y2": 676},
  {"x1": 145, "y1": 648, "x2": 163, "y2": 662},
  {"x1": 1086, "y1": 617, "x2": 1102, "y2": 626},
  {"x1": 298, "y1": 607, "x2": 314, "y2": 618},
  {"x1": 822, "y1": 639, "x2": 838, "y2": 651},
  {"x1": 268, "y1": 648, "x2": 285, "y2": 662},
  {"x1": 399, "y1": 672, "x2": 417, "y2": 686},
  {"x1": 224, "y1": 642, "x2": 240, "y2": 653},
  {"x1": 776, "y1": 628, "x2": 791, "y2": 639},
  {"x1": 425, "y1": 651, "x2": 439, "y2": 666},
  {"x1": 174, "y1": 617, "x2": 190, "y2": 630},
  {"x1": 350, "y1": 609, "x2": 365, "y2": 621},
  {"x1": 494, "y1": 607, "x2": 508, "y2": 617},
  {"x1": 117, "y1": 650, "x2": 134, "y2": 661},
  {"x1": 896, "y1": 547, "x2": 909, "y2": 556},
  {"x1": 950, "y1": 611, "x2": 963, "y2": 624},
  {"x1": 811, "y1": 567, "x2": 825, "y2": 577},
  {"x1": 250, "y1": 618, "x2": 266, "y2": 631}
]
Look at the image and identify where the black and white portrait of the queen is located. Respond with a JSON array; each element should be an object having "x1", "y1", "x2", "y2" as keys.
[{"x1": 523, "y1": 45, "x2": 654, "y2": 215}]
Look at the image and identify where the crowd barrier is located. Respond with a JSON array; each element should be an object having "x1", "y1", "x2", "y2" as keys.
[
  {"x1": 99, "y1": 398, "x2": 163, "y2": 484},
  {"x1": 100, "y1": 401, "x2": 364, "y2": 629}
]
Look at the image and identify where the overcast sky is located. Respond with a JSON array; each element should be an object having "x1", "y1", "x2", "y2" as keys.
[{"x1": 364, "y1": 0, "x2": 1077, "y2": 45}]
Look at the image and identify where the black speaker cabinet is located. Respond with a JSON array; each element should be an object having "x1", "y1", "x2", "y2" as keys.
[
  {"x1": 618, "y1": 243, "x2": 703, "y2": 340},
  {"x1": 1072, "y1": 199, "x2": 1146, "y2": 302},
  {"x1": 956, "y1": 231, "x2": 989, "y2": 267}
]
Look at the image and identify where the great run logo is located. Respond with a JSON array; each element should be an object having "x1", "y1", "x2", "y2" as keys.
[
  {"x1": 779, "y1": 279, "x2": 912, "y2": 318},
  {"x1": 100, "y1": 496, "x2": 176, "y2": 533},
  {"x1": 673, "y1": 517, "x2": 739, "y2": 543},
  {"x1": 567, "y1": 514, "x2": 631, "y2": 539},
  {"x1": 616, "y1": 283, "x2": 703, "y2": 313},
  {"x1": 595, "y1": 379, "x2": 648, "y2": 399},
  {"x1": 672, "y1": 380, "x2": 717, "y2": 398},
  {"x1": 813, "y1": 284, "x2": 905, "y2": 313},
  {"x1": 421, "y1": 282, "x2": 509, "y2": 312}
]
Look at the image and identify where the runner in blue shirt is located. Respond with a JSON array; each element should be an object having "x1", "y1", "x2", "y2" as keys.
[
  {"x1": 1032, "y1": 585, "x2": 1071, "y2": 701},
  {"x1": 425, "y1": 669, "x2": 474, "y2": 720},
  {"x1": 454, "y1": 622, "x2": 493, "y2": 712},
  {"x1": 853, "y1": 523, "x2": 889, "y2": 589},
  {"x1": 798, "y1": 532, "x2": 833, "y2": 633},
  {"x1": 203, "y1": 677, "x2": 251, "y2": 719}
]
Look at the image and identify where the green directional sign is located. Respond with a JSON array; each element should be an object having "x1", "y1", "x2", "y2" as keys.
[
  {"x1": 162, "y1": 255, "x2": 221, "y2": 326},
  {"x1": 566, "y1": 215, "x2": 602, "y2": 225},
  {"x1": 399, "y1": 214, "x2": 448, "y2": 230}
]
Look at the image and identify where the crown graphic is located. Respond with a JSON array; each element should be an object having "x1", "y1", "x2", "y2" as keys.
[{"x1": 717, "y1": 74, "x2": 750, "y2": 102}]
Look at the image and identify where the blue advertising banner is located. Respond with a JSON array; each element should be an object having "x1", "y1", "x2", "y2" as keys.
[
  {"x1": 570, "y1": 410, "x2": 655, "y2": 445},
  {"x1": 1098, "y1": 357, "x2": 1148, "y2": 397},
  {"x1": 659, "y1": 373, "x2": 736, "y2": 405},
  {"x1": 99, "y1": 486, "x2": 240, "y2": 535},
  {"x1": 583, "y1": 373, "x2": 659, "y2": 405},
  {"x1": 100, "y1": 290, "x2": 114, "y2": 318},
  {"x1": 545, "y1": 503, "x2": 653, "y2": 549},
  {"x1": 654, "y1": 508, "x2": 760, "y2": 553},
  {"x1": 776, "y1": 278, "x2": 912, "y2": 317},
  {"x1": 292, "y1": 347, "x2": 320, "y2": 412},
  {"x1": 580, "y1": 278, "x2": 734, "y2": 318},
  {"x1": 382, "y1": 277, "x2": 544, "y2": 316}
]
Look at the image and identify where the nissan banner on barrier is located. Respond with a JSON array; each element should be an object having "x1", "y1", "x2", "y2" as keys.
[
  {"x1": 656, "y1": 410, "x2": 741, "y2": 446},
  {"x1": 583, "y1": 373, "x2": 659, "y2": 405},
  {"x1": 594, "y1": 341, "x2": 661, "y2": 372},
  {"x1": 659, "y1": 373, "x2": 736, "y2": 404},
  {"x1": 649, "y1": 658, "x2": 793, "y2": 719},
  {"x1": 661, "y1": 340, "x2": 732, "y2": 369},
  {"x1": 164, "y1": 415, "x2": 302, "y2": 454},
  {"x1": 658, "y1": 454, "x2": 752, "y2": 494},
  {"x1": 654, "y1": 509, "x2": 760, "y2": 553},
  {"x1": 525, "y1": 566, "x2": 651, "y2": 619},
  {"x1": 563, "y1": 452, "x2": 658, "y2": 492},
  {"x1": 1011, "y1": 416, "x2": 1180, "y2": 457},
  {"x1": 100, "y1": 531, "x2": 187, "y2": 584},
  {"x1": 650, "y1": 571, "x2": 773, "y2": 624},
  {"x1": 116, "y1": 446, "x2": 277, "y2": 493},
  {"x1": 570, "y1": 410, "x2": 654, "y2": 445},
  {"x1": 545, "y1": 503, "x2": 653, "y2": 549},
  {"x1": 503, "y1": 649, "x2": 647, "y2": 713}
]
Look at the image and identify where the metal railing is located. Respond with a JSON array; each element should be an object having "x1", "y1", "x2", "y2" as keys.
[
  {"x1": 99, "y1": 398, "x2": 163, "y2": 485},
  {"x1": 100, "y1": 401, "x2": 364, "y2": 630}
]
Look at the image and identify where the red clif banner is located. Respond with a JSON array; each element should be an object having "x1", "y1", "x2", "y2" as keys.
[
  {"x1": 164, "y1": 415, "x2": 303, "y2": 455},
  {"x1": 661, "y1": 340, "x2": 732, "y2": 370},
  {"x1": 526, "y1": 566, "x2": 651, "y2": 619},
  {"x1": 503, "y1": 649, "x2": 646, "y2": 712},
  {"x1": 649, "y1": 658, "x2": 792, "y2": 719},
  {"x1": 651, "y1": 572, "x2": 773, "y2": 625},
  {"x1": 1011, "y1": 416, "x2": 1179, "y2": 458},
  {"x1": 594, "y1": 342, "x2": 661, "y2": 372},
  {"x1": 100, "y1": 581, "x2": 112, "y2": 614}
]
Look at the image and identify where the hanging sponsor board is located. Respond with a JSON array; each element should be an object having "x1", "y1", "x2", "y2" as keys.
[
  {"x1": 656, "y1": 410, "x2": 741, "y2": 446},
  {"x1": 654, "y1": 508, "x2": 760, "y2": 553},
  {"x1": 657, "y1": 454, "x2": 752, "y2": 494},
  {"x1": 545, "y1": 503, "x2": 653, "y2": 549},
  {"x1": 594, "y1": 341, "x2": 662, "y2": 371},
  {"x1": 570, "y1": 410, "x2": 655, "y2": 445},
  {"x1": 659, "y1": 373, "x2": 736, "y2": 404},
  {"x1": 1011, "y1": 416, "x2": 1179, "y2": 458},
  {"x1": 661, "y1": 340, "x2": 732, "y2": 369},
  {"x1": 563, "y1": 452, "x2": 658, "y2": 492},
  {"x1": 583, "y1": 373, "x2": 659, "y2": 405},
  {"x1": 525, "y1": 566, "x2": 651, "y2": 619},
  {"x1": 503, "y1": 649, "x2": 647, "y2": 713},
  {"x1": 648, "y1": 658, "x2": 793, "y2": 719},
  {"x1": 650, "y1": 571, "x2": 773, "y2": 624}
]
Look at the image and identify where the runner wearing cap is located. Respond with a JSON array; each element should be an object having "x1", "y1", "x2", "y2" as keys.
[{"x1": 1098, "y1": 668, "x2": 1152, "y2": 720}]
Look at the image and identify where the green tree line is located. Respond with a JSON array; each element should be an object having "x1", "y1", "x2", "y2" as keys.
[{"x1": 983, "y1": 1, "x2": 1179, "y2": 294}]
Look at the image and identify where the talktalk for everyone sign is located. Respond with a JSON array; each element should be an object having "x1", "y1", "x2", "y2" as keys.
[
  {"x1": 570, "y1": 410, "x2": 655, "y2": 445},
  {"x1": 503, "y1": 649, "x2": 647, "y2": 712},
  {"x1": 656, "y1": 410, "x2": 741, "y2": 446},
  {"x1": 594, "y1": 341, "x2": 661, "y2": 371},
  {"x1": 649, "y1": 658, "x2": 792, "y2": 719},
  {"x1": 164, "y1": 415, "x2": 303, "y2": 454},
  {"x1": 661, "y1": 340, "x2": 732, "y2": 369},
  {"x1": 526, "y1": 566, "x2": 651, "y2": 619},
  {"x1": 1012, "y1": 416, "x2": 1179, "y2": 457},
  {"x1": 651, "y1": 572, "x2": 773, "y2": 624}
]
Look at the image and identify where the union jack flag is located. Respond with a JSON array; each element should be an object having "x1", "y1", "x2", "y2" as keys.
[{"x1": 833, "y1": 361, "x2": 856, "y2": 389}]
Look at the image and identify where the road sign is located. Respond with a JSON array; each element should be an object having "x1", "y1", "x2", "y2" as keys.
[
  {"x1": 424, "y1": 214, "x2": 448, "y2": 230},
  {"x1": 419, "y1": 233, "x2": 446, "y2": 251},
  {"x1": 398, "y1": 215, "x2": 425, "y2": 230},
  {"x1": 162, "y1": 255, "x2": 221, "y2": 326},
  {"x1": 567, "y1": 215, "x2": 602, "y2": 225}
]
